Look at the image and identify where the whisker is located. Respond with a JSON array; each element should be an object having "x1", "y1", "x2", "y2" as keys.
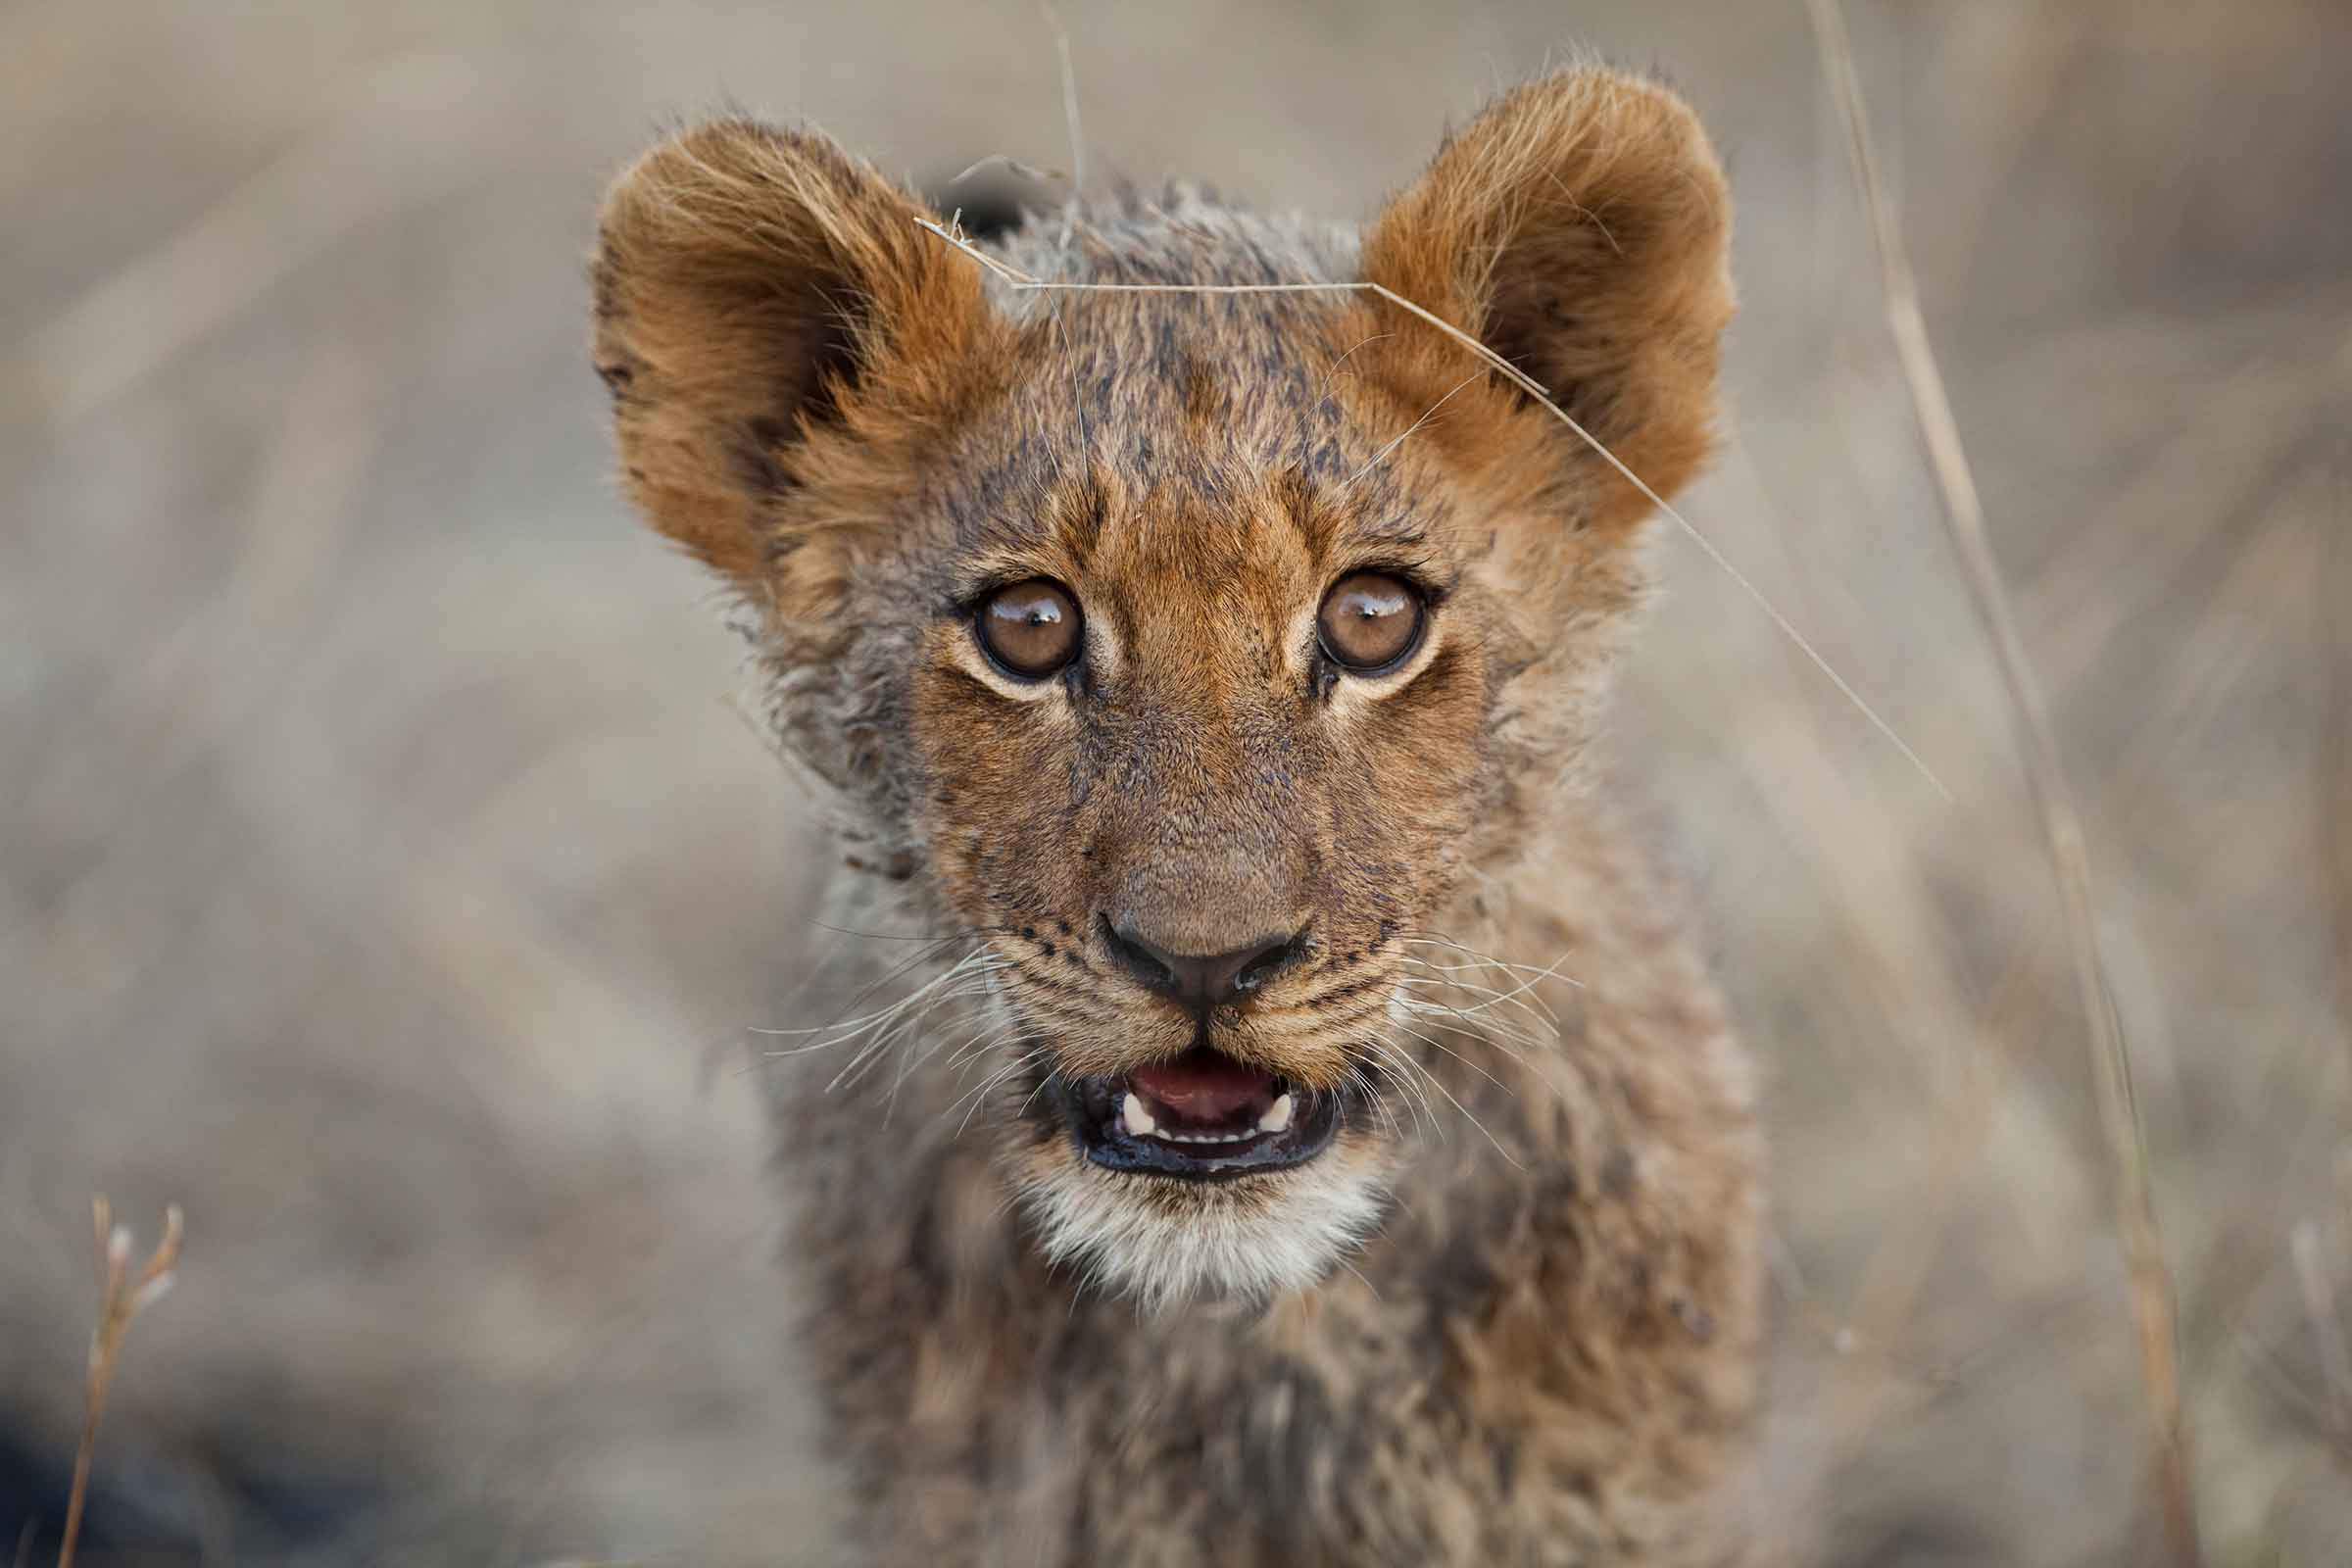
[
  {"x1": 751, "y1": 938, "x2": 979, "y2": 1037},
  {"x1": 1359, "y1": 1037, "x2": 1442, "y2": 1138},
  {"x1": 1391, "y1": 974, "x2": 1556, "y2": 1043},
  {"x1": 808, "y1": 920, "x2": 972, "y2": 943},
  {"x1": 830, "y1": 968, "x2": 1012, "y2": 1092},
  {"x1": 765, "y1": 969, "x2": 1005, "y2": 1075},
  {"x1": 1389, "y1": 1020, "x2": 1519, "y2": 1102},
  {"x1": 885, "y1": 996, "x2": 1019, "y2": 1115},
  {"x1": 949, "y1": 1047, "x2": 1053, "y2": 1136},
  {"x1": 1343, "y1": 1061, "x2": 1405, "y2": 1141},
  {"x1": 1394, "y1": 1001, "x2": 1552, "y2": 1069},
  {"x1": 1400, "y1": 935, "x2": 1582, "y2": 995},
  {"x1": 1393, "y1": 972, "x2": 1559, "y2": 1036},
  {"x1": 1017, "y1": 1061, "x2": 1064, "y2": 1119},
  {"x1": 1451, "y1": 953, "x2": 1577, "y2": 1015},
  {"x1": 1381, "y1": 1029, "x2": 1523, "y2": 1170},
  {"x1": 943, "y1": 1015, "x2": 1029, "y2": 1075}
]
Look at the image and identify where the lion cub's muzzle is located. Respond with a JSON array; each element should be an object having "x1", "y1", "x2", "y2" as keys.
[
  {"x1": 1027, "y1": 913, "x2": 1365, "y2": 1179},
  {"x1": 1053, "y1": 1047, "x2": 1348, "y2": 1180}
]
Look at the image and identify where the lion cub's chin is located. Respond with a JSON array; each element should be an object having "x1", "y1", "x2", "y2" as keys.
[{"x1": 1011, "y1": 1141, "x2": 1391, "y2": 1313}]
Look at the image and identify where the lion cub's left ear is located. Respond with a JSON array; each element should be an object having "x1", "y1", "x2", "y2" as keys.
[
  {"x1": 592, "y1": 120, "x2": 998, "y2": 612},
  {"x1": 1362, "y1": 69, "x2": 1734, "y2": 530}
]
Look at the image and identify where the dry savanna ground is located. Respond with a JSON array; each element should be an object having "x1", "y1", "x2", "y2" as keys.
[{"x1": 3, "y1": 0, "x2": 2348, "y2": 1561}]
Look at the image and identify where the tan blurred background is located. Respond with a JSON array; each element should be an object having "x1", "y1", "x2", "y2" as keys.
[{"x1": 4, "y1": 0, "x2": 2348, "y2": 1561}]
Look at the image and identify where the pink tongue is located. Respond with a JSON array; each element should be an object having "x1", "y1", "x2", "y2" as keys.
[{"x1": 1129, "y1": 1050, "x2": 1273, "y2": 1123}]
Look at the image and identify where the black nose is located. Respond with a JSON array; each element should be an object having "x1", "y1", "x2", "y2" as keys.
[{"x1": 1102, "y1": 919, "x2": 1310, "y2": 1016}]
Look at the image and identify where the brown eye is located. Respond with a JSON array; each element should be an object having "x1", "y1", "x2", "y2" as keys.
[
  {"x1": 1316, "y1": 571, "x2": 1425, "y2": 673},
  {"x1": 977, "y1": 579, "x2": 1082, "y2": 679}
]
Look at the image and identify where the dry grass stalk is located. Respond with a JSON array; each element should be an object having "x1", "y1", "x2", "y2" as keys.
[
  {"x1": 1802, "y1": 1, "x2": 2202, "y2": 1560},
  {"x1": 946, "y1": 153, "x2": 1069, "y2": 189},
  {"x1": 1039, "y1": 2, "x2": 1085, "y2": 197},
  {"x1": 2328, "y1": 475, "x2": 2351, "y2": 1070},
  {"x1": 2289, "y1": 1220, "x2": 2352, "y2": 1451},
  {"x1": 908, "y1": 216, "x2": 1949, "y2": 801},
  {"x1": 57, "y1": 1197, "x2": 184, "y2": 1568}
]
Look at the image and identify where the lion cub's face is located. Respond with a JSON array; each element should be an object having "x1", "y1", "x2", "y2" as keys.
[
  {"x1": 594, "y1": 72, "x2": 1731, "y2": 1305},
  {"x1": 900, "y1": 314, "x2": 1493, "y2": 1301}
]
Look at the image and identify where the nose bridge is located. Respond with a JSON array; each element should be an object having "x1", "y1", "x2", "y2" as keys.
[
  {"x1": 1097, "y1": 661, "x2": 1312, "y2": 956},
  {"x1": 1114, "y1": 835, "x2": 1294, "y2": 953}
]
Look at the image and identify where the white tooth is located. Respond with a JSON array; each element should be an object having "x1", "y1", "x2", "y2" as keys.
[
  {"x1": 1258, "y1": 1093, "x2": 1294, "y2": 1134},
  {"x1": 1122, "y1": 1093, "x2": 1156, "y2": 1138}
]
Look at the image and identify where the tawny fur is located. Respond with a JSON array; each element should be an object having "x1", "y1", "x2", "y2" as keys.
[{"x1": 594, "y1": 66, "x2": 1762, "y2": 1566}]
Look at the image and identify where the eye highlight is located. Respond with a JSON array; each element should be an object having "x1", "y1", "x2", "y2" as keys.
[
  {"x1": 1316, "y1": 570, "x2": 1425, "y2": 673},
  {"x1": 976, "y1": 579, "x2": 1082, "y2": 679}
]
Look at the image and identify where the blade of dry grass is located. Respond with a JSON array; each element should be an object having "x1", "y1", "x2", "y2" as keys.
[
  {"x1": 1041, "y1": 2, "x2": 1085, "y2": 252},
  {"x1": 2289, "y1": 1220, "x2": 2352, "y2": 1448},
  {"x1": 909, "y1": 217, "x2": 1951, "y2": 802},
  {"x1": 2328, "y1": 468, "x2": 2351, "y2": 1068},
  {"x1": 1041, "y1": 3, "x2": 1085, "y2": 197},
  {"x1": 1803, "y1": 2, "x2": 2202, "y2": 1561},
  {"x1": 58, "y1": 1198, "x2": 184, "y2": 1568}
]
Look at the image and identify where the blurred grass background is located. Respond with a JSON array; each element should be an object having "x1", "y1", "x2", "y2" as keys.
[{"x1": 3, "y1": 0, "x2": 2347, "y2": 1561}]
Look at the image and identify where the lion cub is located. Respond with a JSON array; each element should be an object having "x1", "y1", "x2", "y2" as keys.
[{"x1": 594, "y1": 65, "x2": 1762, "y2": 1566}]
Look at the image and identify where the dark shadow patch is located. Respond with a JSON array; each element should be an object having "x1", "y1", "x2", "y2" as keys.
[{"x1": 920, "y1": 166, "x2": 1042, "y2": 243}]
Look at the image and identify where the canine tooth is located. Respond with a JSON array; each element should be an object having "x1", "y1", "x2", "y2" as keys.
[
  {"x1": 1258, "y1": 1093, "x2": 1294, "y2": 1134},
  {"x1": 1122, "y1": 1093, "x2": 1156, "y2": 1138}
]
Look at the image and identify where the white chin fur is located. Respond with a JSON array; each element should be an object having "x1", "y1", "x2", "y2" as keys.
[{"x1": 1015, "y1": 1146, "x2": 1388, "y2": 1313}]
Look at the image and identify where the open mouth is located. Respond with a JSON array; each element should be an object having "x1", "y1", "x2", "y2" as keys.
[{"x1": 1057, "y1": 1047, "x2": 1346, "y2": 1180}]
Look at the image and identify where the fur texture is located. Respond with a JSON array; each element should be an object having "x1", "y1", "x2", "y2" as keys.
[{"x1": 594, "y1": 66, "x2": 1761, "y2": 1565}]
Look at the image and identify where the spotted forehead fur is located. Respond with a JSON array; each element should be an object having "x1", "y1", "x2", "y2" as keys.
[{"x1": 907, "y1": 199, "x2": 1455, "y2": 612}]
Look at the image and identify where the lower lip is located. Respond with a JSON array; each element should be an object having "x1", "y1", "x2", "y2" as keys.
[{"x1": 1058, "y1": 1080, "x2": 1345, "y2": 1181}]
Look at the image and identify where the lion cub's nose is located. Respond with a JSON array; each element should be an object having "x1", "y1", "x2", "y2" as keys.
[{"x1": 1101, "y1": 919, "x2": 1310, "y2": 1017}]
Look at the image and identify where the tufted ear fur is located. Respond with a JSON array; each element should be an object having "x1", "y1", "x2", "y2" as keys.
[
  {"x1": 1361, "y1": 69, "x2": 1734, "y2": 530},
  {"x1": 592, "y1": 120, "x2": 1000, "y2": 614}
]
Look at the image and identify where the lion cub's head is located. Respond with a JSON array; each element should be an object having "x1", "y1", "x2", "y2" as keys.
[{"x1": 594, "y1": 68, "x2": 1731, "y2": 1308}]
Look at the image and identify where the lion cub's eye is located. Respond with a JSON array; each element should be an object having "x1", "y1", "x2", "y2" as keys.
[
  {"x1": 1316, "y1": 571, "x2": 1425, "y2": 673},
  {"x1": 977, "y1": 579, "x2": 1083, "y2": 679}
]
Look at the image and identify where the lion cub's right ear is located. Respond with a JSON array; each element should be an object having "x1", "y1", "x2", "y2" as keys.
[{"x1": 592, "y1": 120, "x2": 998, "y2": 612}]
